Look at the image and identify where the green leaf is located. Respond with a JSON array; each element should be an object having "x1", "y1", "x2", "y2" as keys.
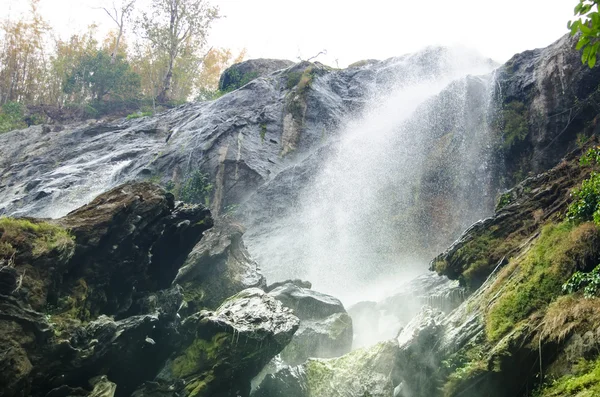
[
  {"x1": 581, "y1": 23, "x2": 592, "y2": 34},
  {"x1": 577, "y1": 37, "x2": 590, "y2": 50},
  {"x1": 590, "y1": 54, "x2": 597, "y2": 68}
]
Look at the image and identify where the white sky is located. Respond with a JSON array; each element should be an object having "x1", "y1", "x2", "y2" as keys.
[{"x1": 3, "y1": 0, "x2": 575, "y2": 67}]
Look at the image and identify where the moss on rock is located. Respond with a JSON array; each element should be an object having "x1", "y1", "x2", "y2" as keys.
[{"x1": 484, "y1": 222, "x2": 600, "y2": 341}]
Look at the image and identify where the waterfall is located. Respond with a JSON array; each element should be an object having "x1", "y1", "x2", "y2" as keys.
[{"x1": 245, "y1": 47, "x2": 499, "y2": 305}]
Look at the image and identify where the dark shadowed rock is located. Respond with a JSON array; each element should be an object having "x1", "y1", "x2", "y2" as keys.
[
  {"x1": 55, "y1": 182, "x2": 212, "y2": 318},
  {"x1": 0, "y1": 183, "x2": 214, "y2": 397}
]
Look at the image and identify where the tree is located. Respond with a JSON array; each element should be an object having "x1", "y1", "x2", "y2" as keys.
[
  {"x1": 100, "y1": 1, "x2": 136, "y2": 64},
  {"x1": 195, "y1": 47, "x2": 245, "y2": 100},
  {"x1": 46, "y1": 27, "x2": 99, "y2": 107},
  {"x1": 569, "y1": 0, "x2": 600, "y2": 67},
  {"x1": 0, "y1": 0, "x2": 49, "y2": 105},
  {"x1": 64, "y1": 50, "x2": 140, "y2": 103},
  {"x1": 139, "y1": 0, "x2": 219, "y2": 102}
]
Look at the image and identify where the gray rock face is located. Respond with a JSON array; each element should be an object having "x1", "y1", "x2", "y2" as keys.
[
  {"x1": 219, "y1": 59, "x2": 295, "y2": 91},
  {"x1": 268, "y1": 283, "x2": 353, "y2": 365},
  {"x1": 173, "y1": 220, "x2": 266, "y2": 311},
  {"x1": 494, "y1": 34, "x2": 600, "y2": 184}
]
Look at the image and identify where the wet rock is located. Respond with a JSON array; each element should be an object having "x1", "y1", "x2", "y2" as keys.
[
  {"x1": 495, "y1": 35, "x2": 600, "y2": 182},
  {"x1": 173, "y1": 220, "x2": 265, "y2": 311},
  {"x1": 157, "y1": 288, "x2": 299, "y2": 397},
  {"x1": 431, "y1": 143, "x2": 594, "y2": 290},
  {"x1": 265, "y1": 279, "x2": 311, "y2": 292},
  {"x1": 252, "y1": 341, "x2": 400, "y2": 397},
  {"x1": 268, "y1": 283, "x2": 352, "y2": 364},
  {"x1": 56, "y1": 182, "x2": 212, "y2": 317}
]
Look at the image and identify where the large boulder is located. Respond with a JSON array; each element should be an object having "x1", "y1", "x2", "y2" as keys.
[
  {"x1": 173, "y1": 220, "x2": 265, "y2": 312},
  {"x1": 152, "y1": 288, "x2": 299, "y2": 397},
  {"x1": 268, "y1": 282, "x2": 353, "y2": 365},
  {"x1": 218, "y1": 59, "x2": 294, "y2": 92}
]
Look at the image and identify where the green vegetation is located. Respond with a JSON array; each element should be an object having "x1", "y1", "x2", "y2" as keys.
[
  {"x1": 0, "y1": 0, "x2": 241, "y2": 130},
  {"x1": 497, "y1": 101, "x2": 529, "y2": 151},
  {"x1": 167, "y1": 170, "x2": 214, "y2": 207},
  {"x1": 260, "y1": 123, "x2": 267, "y2": 142},
  {"x1": 432, "y1": 225, "x2": 524, "y2": 291},
  {"x1": 567, "y1": 147, "x2": 600, "y2": 224},
  {"x1": 126, "y1": 110, "x2": 153, "y2": 119},
  {"x1": 286, "y1": 66, "x2": 314, "y2": 92},
  {"x1": 0, "y1": 102, "x2": 28, "y2": 133},
  {"x1": 0, "y1": 217, "x2": 74, "y2": 258},
  {"x1": 64, "y1": 50, "x2": 141, "y2": 103},
  {"x1": 535, "y1": 357, "x2": 600, "y2": 396},
  {"x1": 485, "y1": 222, "x2": 600, "y2": 341},
  {"x1": 563, "y1": 264, "x2": 600, "y2": 297},
  {"x1": 568, "y1": 0, "x2": 600, "y2": 68},
  {"x1": 496, "y1": 191, "x2": 514, "y2": 211},
  {"x1": 441, "y1": 344, "x2": 487, "y2": 396}
]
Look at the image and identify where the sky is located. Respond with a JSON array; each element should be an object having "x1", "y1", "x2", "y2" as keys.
[{"x1": 3, "y1": 0, "x2": 576, "y2": 67}]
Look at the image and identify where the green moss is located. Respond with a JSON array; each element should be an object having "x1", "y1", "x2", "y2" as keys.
[
  {"x1": 182, "y1": 284, "x2": 205, "y2": 306},
  {"x1": 305, "y1": 360, "x2": 335, "y2": 393},
  {"x1": 286, "y1": 67, "x2": 314, "y2": 93},
  {"x1": 172, "y1": 332, "x2": 230, "y2": 379},
  {"x1": 496, "y1": 191, "x2": 514, "y2": 211},
  {"x1": 536, "y1": 358, "x2": 600, "y2": 397},
  {"x1": 0, "y1": 217, "x2": 74, "y2": 258},
  {"x1": 485, "y1": 222, "x2": 600, "y2": 341}
]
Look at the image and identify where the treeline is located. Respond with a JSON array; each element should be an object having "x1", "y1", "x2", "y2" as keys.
[{"x1": 0, "y1": 0, "x2": 244, "y2": 132}]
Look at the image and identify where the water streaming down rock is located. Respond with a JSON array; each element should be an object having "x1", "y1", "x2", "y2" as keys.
[{"x1": 242, "y1": 49, "x2": 499, "y2": 305}]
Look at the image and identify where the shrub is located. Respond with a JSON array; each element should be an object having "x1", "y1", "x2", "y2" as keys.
[
  {"x1": 170, "y1": 171, "x2": 214, "y2": 207},
  {"x1": 567, "y1": 147, "x2": 600, "y2": 224},
  {"x1": 0, "y1": 101, "x2": 27, "y2": 133},
  {"x1": 563, "y1": 264, "x2": 600, "y2": 297}
]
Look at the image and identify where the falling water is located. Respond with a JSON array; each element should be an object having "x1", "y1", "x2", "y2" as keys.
[{"x1": 245, "y1": 47, "x2": 499, "y2": 305}]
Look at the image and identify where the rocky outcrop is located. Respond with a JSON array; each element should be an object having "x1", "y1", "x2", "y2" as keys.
[
  {"x1": 349, "y1": 273, "x2": 464, "y2": 348},
  {"x1": 268, "y1": 282, "x2": 353, "y2": 365},
  {"x1": 173, "y1": 220, "x2": 265, "y2": 312},
  {"x1": 0, "y1": 182, "x2": 300, "y2": 397},
  {"x1": 493, "y1": 35, "x2": 600, "y2": 184},
  {"x1": 218, "y1": 59, "x2": 294, "y2": 92}
]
